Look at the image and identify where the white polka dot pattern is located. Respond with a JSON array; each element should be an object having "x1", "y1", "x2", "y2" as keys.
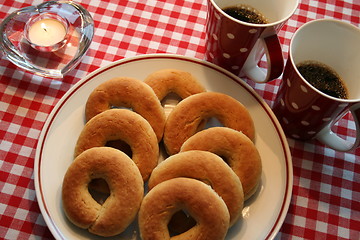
[
  {"x1": 312, "y1": 105, "x2": 320, "y2": 111},
  {"x1": 227, "y1": 33, "x2": 235, "y2": 39},
  {"x1": 291, "y1": 102, "x2": 299, "y2": 109},
  {"x1": 300, "y1": 85, "x2": 308, "y2": 93}
]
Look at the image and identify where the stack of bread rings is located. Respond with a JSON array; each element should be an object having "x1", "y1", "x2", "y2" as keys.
[{"x1": 61, "y1": 68, "x2": 262, "y2": 239}]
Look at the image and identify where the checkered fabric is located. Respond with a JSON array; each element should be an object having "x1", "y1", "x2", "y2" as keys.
[{"x1": 1, "y1": 0, "x2": 359, "y2": 239}]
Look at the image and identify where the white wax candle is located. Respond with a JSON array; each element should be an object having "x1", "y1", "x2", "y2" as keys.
[{"x1": 28, "y1": 18, "x2": 66, "y2": 47}]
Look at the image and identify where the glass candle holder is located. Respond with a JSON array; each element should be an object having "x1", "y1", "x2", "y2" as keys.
[{"x1": 0, "y1": 1, "x2": 94, "y2": 78}]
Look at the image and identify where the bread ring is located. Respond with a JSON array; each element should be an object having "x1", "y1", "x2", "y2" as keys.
[
  {"x1": 148, "y1": 150, "x2": 244, "y2": 226},
  {"x1": 181, "y1": 127, "x2": 262, "y2": 200},
  {"x1": 139, "y1": 177, "x2": 230, "y2": 240},
  {"x1": 85, "y1": 77, "x2": 165, "y2": 142},
  {"x1": 163, "y1": 92, "x2": 255, "y2": 155},
  {"x1": 144, "y1": 69, "x2": 206, "y2": 100},
  {"x1": 62, "y1": 147, "x2": 144, "y2": 237},
  {"x1": 74, "y1": 109, "x2": 159, "y2": 181}
]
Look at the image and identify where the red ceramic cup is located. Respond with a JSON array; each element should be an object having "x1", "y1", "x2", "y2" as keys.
[
  {"x1": 205, "y1": 0, "x2": 298, "y2": 83},
  {"x1": 273, "y1": 19, "x2": 360, "y2": 151}
]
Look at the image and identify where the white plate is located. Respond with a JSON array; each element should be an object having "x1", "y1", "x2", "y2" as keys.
[{"x1": 34, "y1": 54, "x2": 292, "y2": 240}]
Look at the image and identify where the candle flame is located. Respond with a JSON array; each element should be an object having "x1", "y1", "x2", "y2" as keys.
[{"x1": 41, "y1": 22, "x2": 48, "y2": 32}]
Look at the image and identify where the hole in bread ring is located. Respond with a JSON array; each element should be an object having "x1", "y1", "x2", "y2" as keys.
[
  {"x1": 148, "y1": 150, "x2": 244, "y2": 227},
  {"x1": 62, "y1": 147, "x2": 144, "y2": 237},
  {"x1": 85, "y1": 77, "x2": 165, "y2": 142},
  {"x1": 144, "y1": 69, "x2": 206, "y2": 119},
  {"x1": 74, "y1": 109, "x2": 159, "y2": 182},
  {"x1": 163, "y1": 92, "x2": 255, "y2": 155},
  {"x1": 160, "y1": 92, "x2": 183, "y2": 119},
  {"x1": 168, "y1": 210, "x2": 196, "y2": 236},
  {"x1": 144, "y1": 69, "x2": 206, "y2": 102},
  {"x1": 105, "y1": 139, "x2": 132, "y2": 157},
  {"x1": 180, "y1": 127, "x2": 262, "y2": 200},
  {"x1": 88, "y1": 178, "x2": 110, "y2": 204},
  {"x1": 139, "y1": 178, "x2": 230, "y2": 240}
]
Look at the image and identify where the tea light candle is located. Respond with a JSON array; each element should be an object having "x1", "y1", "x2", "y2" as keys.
[
  {"x1": 28, "y1": 19, "x2": 66, "y2": 46},
  {"x1": 25, "y1": 13, "x2": 69, "y2": 51}
]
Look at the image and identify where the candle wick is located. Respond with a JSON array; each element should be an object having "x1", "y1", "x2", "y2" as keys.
[{"x1": 40, "y1": 23, "x2": 48, "y2": 32}]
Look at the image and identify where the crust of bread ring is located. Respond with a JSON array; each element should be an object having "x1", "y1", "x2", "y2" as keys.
[
  {"x1": 62, "y1": 147, "x2": 144, "y2": 237},
  {"x1": 139, "y1": 177, "x2": 230, "y2": 240},
  {"x1": 74, "y1": 109, "x2": 159, "y2": 182},
  {"x1": 144, "y1": 69, "x2": 206, "y2": 100},
  {"x1": 181, "y1": 127, "x2": 262, "y2": 200},
  {"x1": 163, "y1": 92, "x2": 255, "y2": 155},
  {"x1": 148, "y1": 150, "x2": 244, "y2": 227},
  {"x1": 85, "y1": 77, "x2": 166, "y2": 142}
]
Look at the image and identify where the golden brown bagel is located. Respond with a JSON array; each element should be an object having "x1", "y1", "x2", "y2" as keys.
[
  {"x1": 148, "y1": 150, "x2": 244, "y2": 226},
  {"x1": 144, "y1": 69, "x2": 206, "y2": 100},
  {"x1": 139, "y1": 177, "x2": 230, "y2": 240},
  {"x1": 85, "y1": 77, "x2": 165, "y2": 142},
  {"x1": 181, "y1": 127, "x2": 262, "y2": 200},
  {"x1": 163, "y1": 92, "x2": 255, "y2": 155},
  {"x1": 62, "y1": 147, "x2": 144, "y2": 237},
  {"x1": 74, "y1": 109, "x2": 158, "y2": 182}
]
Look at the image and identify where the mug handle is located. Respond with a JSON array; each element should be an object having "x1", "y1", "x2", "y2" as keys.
[
  {"x1": 316, "y1": 103, "x2": 360, "y2": 151},
  {"x1": 242, "y1": 35, "x2": 284, "y2": 83}
]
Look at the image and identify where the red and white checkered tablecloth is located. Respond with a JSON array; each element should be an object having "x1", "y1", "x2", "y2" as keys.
[{"x1": 0, "y1": 0, "x2": 359, "y2": 239}]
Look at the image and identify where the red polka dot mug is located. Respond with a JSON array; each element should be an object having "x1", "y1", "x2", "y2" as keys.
[
  {"x1": 273, "y1": 19, "x2": 360, "y2": 151},
  {"x1": 205, "y1": 0, "x2": 299, "y2": 83}
]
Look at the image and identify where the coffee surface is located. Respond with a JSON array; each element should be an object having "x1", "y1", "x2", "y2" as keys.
[
  {"x1": 222, "y1": 5, "x2": 268, "y2": 24},
  {"x1": 297, "y1": 61, "x2": 348, "y2": 99}
]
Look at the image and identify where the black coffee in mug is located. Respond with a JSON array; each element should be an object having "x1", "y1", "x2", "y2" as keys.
[
  {"x1": 222, "y1": 4, "x2": 268, "y2": 24},
  {"x1": 297, "y1": 61, "x2": 348, "y2": 99}
]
